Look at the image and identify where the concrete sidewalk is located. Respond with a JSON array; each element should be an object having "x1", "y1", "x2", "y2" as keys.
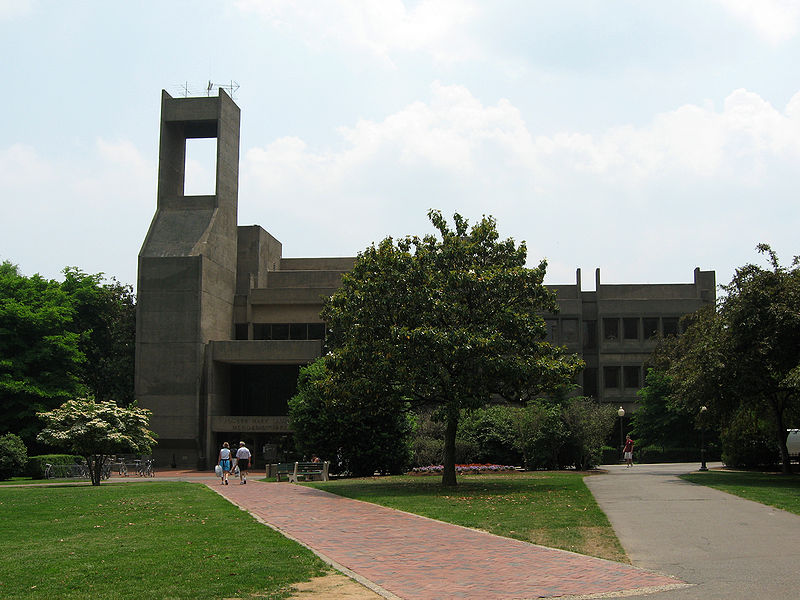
[
  {"x1": 212, "y1": 480, "x2": 685, "y2": 600},
  {"x1": 584, "y1": 463, "x2": 800, "y2": 600}
]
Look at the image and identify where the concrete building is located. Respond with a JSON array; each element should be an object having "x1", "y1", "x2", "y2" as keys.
[{"x1": 135, "y1": 92, "x2": 715, "y2": 469}]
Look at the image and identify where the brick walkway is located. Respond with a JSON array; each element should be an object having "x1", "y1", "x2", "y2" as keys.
[{"x1": 211, "y1": 480, "x2": 686, "y2": 599}]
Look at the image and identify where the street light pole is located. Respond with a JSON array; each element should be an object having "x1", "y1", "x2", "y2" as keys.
[
  {"x1": 617, "y1": 406, "x2": 625, "y2": 461},
  {"x1": 699, "y1": 405, "x2": 708, "y2": 471}
]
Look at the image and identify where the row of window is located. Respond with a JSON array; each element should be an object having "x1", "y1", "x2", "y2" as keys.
[
  {"x1": 582, "y1": 365, "x2": 641, "y2": 397},
  {"x1": 235, "y1": 323, "x2": 326, "y2": 341},
  {"x1": 544, "y1": 316, "x2": 683, "y2": 348}
]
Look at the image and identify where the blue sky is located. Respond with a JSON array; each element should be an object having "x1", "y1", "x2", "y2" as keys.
[{"x1": 2, "y1": 0, "x2": 799, "y2": 291}]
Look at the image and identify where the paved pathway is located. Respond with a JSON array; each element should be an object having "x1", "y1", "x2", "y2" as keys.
[
  {"x1": 212, "y1": 480, "x2": 685, "y2": 600},
  {"x1": 585, "y1": 463, "x2": 800, "y2": 600}
]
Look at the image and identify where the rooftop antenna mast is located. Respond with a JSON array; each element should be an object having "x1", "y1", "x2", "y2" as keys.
[{"x1": 175, "y1": 81, "x2": 240, "y2": 100}]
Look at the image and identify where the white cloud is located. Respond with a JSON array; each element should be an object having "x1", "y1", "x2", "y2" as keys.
[
  {"x1": 0, "y1": 139, "x2": 154, "y2": 283},
  {"x1": 0, "y1": 0, "x2": 35, "y2": 21},
  {"x1": 240, "y1": 83, "x2": 800, "y2": 285},
  {"x1": 713, "y1": 0, "x2": 800, "y2": 44},
  {"x1": 234, "y1": 0, "x2": 481, "y2": 64}
]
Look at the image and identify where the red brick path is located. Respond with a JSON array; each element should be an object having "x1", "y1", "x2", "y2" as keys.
[{"x1": 212, "y1": 481, "x2": 685, "y2": 599}]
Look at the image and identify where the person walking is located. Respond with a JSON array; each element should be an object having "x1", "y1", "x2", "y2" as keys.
[
  {"x1": 236, "y1": 441, "x2": 252, "y2": 484},
  {"x1": 623, "y1": 434, "x2": 634, "y2": 467},
  {"x1": 218, "y1": 441, "x2": 232, "y2": 485}
]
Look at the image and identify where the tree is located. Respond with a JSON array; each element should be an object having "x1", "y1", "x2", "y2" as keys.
[
  {"x1": 631, "y1": 369, "x2": 696, "y2": 449},
  {"x1": 37, "y1": 398, "x2": 156, "y2": 485},
  {"x1": 61, "y1": 268, "x2": 136, "y2": 405},
  {"x1": 0, "y1": 263, "x2": 136, "y2": 451},
  {"x1": 322, "y1": 210, "x2": 583, "y2": 485},
  {"x1": 0, "y1": 261, "x2": 84, "y2": 448},
  {"x1": 0, "y1": 433, "x2": 27, "y2": 480},
  {"x1": 289, "y1": 358, "x2": 414, "y2": 475},
  {"x1": 658, "y1": 245, "x2": 800, "y2": 473}
]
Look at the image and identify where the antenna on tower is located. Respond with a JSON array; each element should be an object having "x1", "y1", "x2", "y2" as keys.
[{"x1": 174, "y1": 81, "x2": 240, "y2": 100}]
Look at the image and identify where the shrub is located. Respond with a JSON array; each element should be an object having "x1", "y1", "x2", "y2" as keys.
[
  {"x1": 0, "y1": 433, "x2": 28, "y2": 480},
  {"x1": 721, "y1": 409, "x2": 778, "y2": 468},
  {"x1": 458, "y1": 406, "x2": 522, "y2": 466},
  {"x1": 26, "y1": 454, "x2": 83, "y2": 479}
]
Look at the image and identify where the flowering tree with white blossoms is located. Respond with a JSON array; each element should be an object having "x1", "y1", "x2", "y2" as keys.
[{"x1": 37, "y1": 398, "x2": 156, "y2": 485}]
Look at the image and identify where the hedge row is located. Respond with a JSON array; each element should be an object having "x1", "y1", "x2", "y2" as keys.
[{"x1": 27, "y1": 454, "x2": 84, "y2": 479}]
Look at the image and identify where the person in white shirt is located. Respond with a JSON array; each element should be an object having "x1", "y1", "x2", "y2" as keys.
[
  {"x1": 218, "y1": 442, "x2": 232, "y2": 485},
  {"x1": 236, "y1": 441, "x2": 252, "y2": 484}
]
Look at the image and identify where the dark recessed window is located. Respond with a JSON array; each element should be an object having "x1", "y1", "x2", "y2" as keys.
[
  {"x1": 604, "y1": 366, "x2": 620, "y2": 389},
  {"x1": 623, "y1": 366, "x2": 641, "y2": 389},
  {"x1": 663, "y1": 317, "x2": 679, "y2": 336},
  {"x1": 603, "y1": 318, "x2": 619, "y2": 341},
  {"x1": 290, "y1": 323, "x2": 307, "y2": 340},
  {"x1": 583, "y1": 320, "x2": 597, "y2": 349},
  {"x1": 253, "y1": 324, "x2": 270, "y2": 340},
  {"x1": 623, "y1": 318, "x2": 639, "y2": 340},
  {"x1": 308, "y1": 323, "x2": 325, "y2": 340},
  {"x1": 235, "y1": 324, "x2": 249, "y2": 340},
  {"x1": 583, "y1": 367, "x2": 598, "y2": 397},
  {"x1": 643, "y1": 317, "x2": 659, "y2": 339},
  {"x1": 271, "y1": 324, "x2": 290, "y2": 340},
  {"x1": 562, "y1": 319, "x2": 578, "y2": 344}
]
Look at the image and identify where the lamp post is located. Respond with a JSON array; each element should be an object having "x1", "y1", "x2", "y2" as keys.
[
  {"x1": 617, "y1": 406, "x2": 625, "y2": 461},
  {"x1": 699, "y1": 406, "x2": 708, "y2": 471}
]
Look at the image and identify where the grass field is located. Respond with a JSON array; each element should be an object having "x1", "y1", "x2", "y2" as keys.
[
  {"x1": 680, "y1": 470, "x2": 800, "y2": 515},
  {"x1": 0, "y1": 482, "x2": 327, "y2": 599},
  {"x1": 309, "y1": 471, "x2": 628, "y2": 562}
]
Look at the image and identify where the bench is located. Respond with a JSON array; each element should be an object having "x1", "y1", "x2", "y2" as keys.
[{"x1": 275, "y1": 461, "x2": 330, "y2": 483}]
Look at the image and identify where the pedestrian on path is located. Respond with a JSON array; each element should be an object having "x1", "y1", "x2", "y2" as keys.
[
  {"x1": 623, "y1": 434, "x2": 634, "y2": 467},
  {"x1": 236, "y1": 441, "x2": 251, "y2": 484},
  {"x1": 218, "y1": 441, "x2": 232, "y2": 484}
]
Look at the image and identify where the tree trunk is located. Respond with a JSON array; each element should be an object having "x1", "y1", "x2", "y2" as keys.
[
  {"x1": 441, "y1": 409, "x2": 459, "y2": 487},
  {"x1": 770, "y1": 398, "x2": 793, "y2": 474},
  {"x1": 89, "y1": 455, "x2": 102, "y2": 485}
]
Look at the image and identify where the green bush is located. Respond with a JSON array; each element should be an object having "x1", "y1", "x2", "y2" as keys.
[
  {"x1": 27, "y1": 454, "x2": 84, "y2": 479},
  {"x1": 601, "y1": 446, "x2": 620, "y2": 465},
  {"x1": 289, "y1": 359, "x2": 413, "y2": 476},
  {"x1": 721, "y1": 410, "x2": 778, "y2": 468},
  {"x1": 0, "y1": 433, "x2": 28, "y2": 480},
  {"x1": 458, "y1": 406, "x2": 522, "y2": 466}
]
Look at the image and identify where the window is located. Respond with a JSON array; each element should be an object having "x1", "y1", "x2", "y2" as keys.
[
  {"x1": 234, "y1": 324, "x2": 249, "y2": 340},
  {"x1": 253, "y1": 324, "x2": 270, "y2": 340},
  {"x1": 603, "y1": 318, "x2": 619, "y2": 341},
  {"x1": 604, "y1": 366, "x2": 620, "y2": 389},
  {"x1": 271, "y1": 324, "x2": 290, "y2": 340},
  {"x1": 643, "y1": 317, "x2": 659, "y2": 339},
  {"x1": 663, "y1": 317, "x2": 679, "y2": 336},
  {"x1": 583, "y1": 320, "x2": 597, "y2": 349},
  {"x1": 290, "y1": 323, "x2": 307, "y2": 340},
  {"x1": 623, "y1": 318, "x2": 639, "y2": 340},
  {"x1": 583, "y1": 367, "x2": 598, "y2": 397},
  {"x1": 308, "y1": 323, "x2": 326, "y2": 340},
  {"x1": 623, "y1": 366, "x2": 641, "y2": 389},
  {"x1": 562, "y1": 319, "x2": 578, "y2": 344},
  {"x1": 544, "y1": 319, "x2": 558, "y2": 343}
]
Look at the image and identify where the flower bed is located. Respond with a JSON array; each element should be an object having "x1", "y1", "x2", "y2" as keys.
[{"x1": 410, "y1": 463, "x2": 517, "y2": 474}]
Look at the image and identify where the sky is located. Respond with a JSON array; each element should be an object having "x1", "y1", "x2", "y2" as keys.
[{"x1": 2, "y1": 0, "x2": 799, "y2": 292}]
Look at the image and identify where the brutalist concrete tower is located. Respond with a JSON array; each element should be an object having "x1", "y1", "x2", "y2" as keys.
[{"x1": 136, "y1": 90, "x2": 240, "y2": 468}]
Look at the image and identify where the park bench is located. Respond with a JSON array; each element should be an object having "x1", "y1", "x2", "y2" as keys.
[{"x1": 276, "y1": 461, "x2": 330, "y2": 483}]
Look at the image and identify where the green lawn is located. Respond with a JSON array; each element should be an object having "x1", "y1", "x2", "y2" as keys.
[
  {"x1": 309, "y1": 471, "x2": 628, "y2": 562},
  {"x1": 680, "y1": 470, "x2": 800, "y2": 515},
  {"x1": 0, "y1": 482, "x2": 327, "y2": 599}
]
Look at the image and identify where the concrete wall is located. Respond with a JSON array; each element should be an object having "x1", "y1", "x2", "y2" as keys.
[{"x1": 136, "y1": 90, "x2": 240, "y2": 468}]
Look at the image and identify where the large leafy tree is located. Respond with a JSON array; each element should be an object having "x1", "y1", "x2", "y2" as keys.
[
  {"x1": 631, "y1": 369, "x2": 696, "y2": 449},
  {"x1": 0, "y1": 261, "x2": 84, "y2": 446},
  {"x1": 658, "y1": 245, "x2": 800, "y2": 473},
  {"x1": 0, "y1": 263, "x2": 136, "y2": 450},
  {"x1": 61, "y1": 268, "x2": 136, "y2": 405},
  {"x1": 37, "y1": 398, "x2": 156, "y2": 485},
  {"x1": 322, "y1": 210, "x2": 583, "y2": 485},
  {"x1": 288, "y1": 358, "x2": 413, "y2": 476}
]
